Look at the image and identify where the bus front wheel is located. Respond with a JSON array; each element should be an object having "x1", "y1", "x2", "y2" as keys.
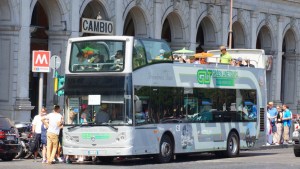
[
  {"x1": 225, "y1": 132, "x2": 240, "y2": 158},
  {"x1": 155, "y1": 134, "x2": 173, "y2": 163},
  {"x1": 98, "y1": 156, "x2": 114, "y2": 163}
]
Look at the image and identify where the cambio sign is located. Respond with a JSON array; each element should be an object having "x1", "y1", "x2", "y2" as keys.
[
  {"x1": 32, "y1": 51, "x2": 51, "y2": 73},
  {"x1": 82, "y1": 18, "x2": 113, "y2": 35}
]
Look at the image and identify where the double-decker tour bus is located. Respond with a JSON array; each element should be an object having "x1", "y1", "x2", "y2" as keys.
[{"x1": 62, "y1": 36, "x2": 267, "y2": 163}]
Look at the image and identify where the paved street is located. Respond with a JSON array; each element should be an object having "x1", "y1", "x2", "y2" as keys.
[{"x1": 1, "y1": 147, "x2": 299, "y2": 169}]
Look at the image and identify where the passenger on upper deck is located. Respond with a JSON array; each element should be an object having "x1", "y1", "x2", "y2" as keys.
[
  {"x1": 219, "y1": 46, "x2": 232, "y2": 64},
  {"x1": 200, "y1": 58, "x2": 208, "y2": 64},
  {"x1": 235, "y1": 57, "x2": 245, "y2": 67},
  {"x1": 245, "y1": 59, "x2": 255, "y2": 68},
  {"x1": 110, "y1": 50, "x2": 124, "y2": 70},
  {"x1": 156, "y1": 49, "x2": 165, "y2": 60}
]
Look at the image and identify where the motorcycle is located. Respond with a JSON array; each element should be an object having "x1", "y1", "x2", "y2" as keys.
[
  {"x1": 14, "y1": 122, "x2": 32, "y2": 159},
  {"x1": 15, "y1": 122, "x2": 43, "y2": 159}
]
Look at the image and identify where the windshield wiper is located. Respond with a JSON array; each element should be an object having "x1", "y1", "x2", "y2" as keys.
[
  {"x1": 101, "y1": 123, "x2": 118, "y2": 132},
  {"x1": 67, "y1": 122, "x2": 95, "y2": 130}
]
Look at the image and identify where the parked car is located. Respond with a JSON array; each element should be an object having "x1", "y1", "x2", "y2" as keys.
[
  {"x1": 0, "y1": 115, "x2": 20, "y2": 161},
  {"x1": 292, "y1": 118, "x2": 300, "y2": 157}
]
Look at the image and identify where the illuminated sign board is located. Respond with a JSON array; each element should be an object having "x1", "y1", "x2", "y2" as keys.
[{"x1": 81, "y1": 18, "x2": 113, "y2": 35}]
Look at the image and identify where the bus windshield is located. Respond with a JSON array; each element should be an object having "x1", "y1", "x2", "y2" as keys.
[
  {"x1": 69, "y1": 40, "x2": 125, "y2": 72},
  {"x1": 63, "y1": 75, "x2": 133, "y2": 126}
]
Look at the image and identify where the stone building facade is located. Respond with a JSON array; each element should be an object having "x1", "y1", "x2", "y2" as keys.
[{"x1": 1, "y1": 0, "x2": 300, "y2": 122}]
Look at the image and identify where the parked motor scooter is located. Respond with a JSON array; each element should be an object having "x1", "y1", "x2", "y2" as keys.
[
  {"x1": 292, "y1": 118, "x2": 300, "y2": 157},
  {"x1": 14, "y1": 122, "x2": 32, "y2": 159}
]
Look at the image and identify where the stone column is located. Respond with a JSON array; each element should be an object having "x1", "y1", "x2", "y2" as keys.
[
  {"x1": 274, "y1": 16, "x2": 284, "y2": 104},
  {"x1": 70, "y1": 1, "x2": 80, "y2": 37},
  {"x1": 250, "y1": 11, "x2": 258, "y2": 49},
  {"x1": 14, "y1": 0, "x2": 34, "y2": 122},
  {"x1": 46, "y1": 30, "x2": 71, "y2": 108},
  {"x1": 153, "y1": 0, "x2": 163, "y2": 39},
  {"x1": 188, "y1": 1, "x2": 198, "y2": 51},
  {"x1": 221, "y1": 5, "x2": 229, "y2": 46},
  {"x1": 114, "y1": 1, "x2": 123, "y2": 35},
  {"x1": 297, "y1": 55, "x2": 300, "y2": 114}
]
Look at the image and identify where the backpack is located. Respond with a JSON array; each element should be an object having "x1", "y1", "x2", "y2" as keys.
[{"x1": 29, "y1": 134, "x2": 39, "y2": 152}]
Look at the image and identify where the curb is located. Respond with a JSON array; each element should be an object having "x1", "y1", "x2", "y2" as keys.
[{"x1": 254, "y1": 144, "x2": 293, "y2": 150}]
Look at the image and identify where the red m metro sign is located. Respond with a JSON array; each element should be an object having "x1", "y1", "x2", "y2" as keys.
[{"x1": 32, "y1": 51, "x2": 51, "y2": 72}]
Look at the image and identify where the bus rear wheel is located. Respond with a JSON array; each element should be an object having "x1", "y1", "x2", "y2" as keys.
[
  {"x1": 294, "y1": 148, "x2": 300, "y2": 157},
  {"x1": 155, "y1": 134, "x2": 173, "y2": 163},
  {"x1": 225, "y1": 132, "x2": 240, "y2": 158}
]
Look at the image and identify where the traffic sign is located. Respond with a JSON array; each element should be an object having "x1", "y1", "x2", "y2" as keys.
[
  {"x1": 50, "y1": 55, "x2": 61, "y2": 70},
  {"x1": 32, "y1": 51, "x2": 51, "y2": 72}
]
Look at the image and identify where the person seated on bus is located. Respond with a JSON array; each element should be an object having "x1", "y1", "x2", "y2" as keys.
[
  {"x1": 76, "y1": 52, "x2": 88, "y2": 70},
  {"x1": 68, "y1": 108, "x2": 78, "y2": 124},
  {"x1": 88, "y1": 54, "x2": 104, "y2": 64},
  {"x1": 200, "y1": 57, "x2": 208, "y2": 64},
  {"x1": 178, "y1": 56, "x2": 186, "y2": 63},
  {"x1": 110, "y1": 50, "x2": 124, "y2": 70},
  {"x1": 80, "y1": 112, "x2": 88, "y2": 124},
  {"x1": 155, "y1": 49, "x2": 165, "y2": 60},
  {"x1": 235, "y1": 57, "x2": 245, "y2": 67},
  {"x1": 95, "y1": 104, "x2": 110, "y2": 124},
  {"x1": 245, "y1": 59, "x2": 255, "y2": 68}
]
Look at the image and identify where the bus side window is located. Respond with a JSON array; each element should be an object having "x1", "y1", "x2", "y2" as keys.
[{"x1": 133, "y1": 42, "x2": 147, "y2": 69}]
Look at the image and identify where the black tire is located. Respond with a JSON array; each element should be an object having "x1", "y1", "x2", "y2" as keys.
[
  {"x1": 2, "y1": 154, "x2": 16, "y2": 161},
  {"x1": 15, "y1": 145, "x2": 25, "y2": 159},
  {"x1": 294, "y1": 148, "x2": 300, "y2": 157},
  {"x1": 98, "y1": 156, "x2": 114, "y2": 163},
  {"x1": 24, "y1": 151, "x2": 33, "y2": 159},
  {"x1": 225, "y1": 132, "x2": 240, "y2": 158},
  {"x1": 155, "y1": 134, "x2": 173, "y2": 163}
]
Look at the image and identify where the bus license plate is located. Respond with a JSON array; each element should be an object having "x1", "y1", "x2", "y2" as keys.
[{"x1": 88, "y1": 150, "x2": 98, "y2": 155}]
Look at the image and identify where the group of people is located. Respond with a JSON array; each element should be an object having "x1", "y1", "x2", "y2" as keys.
[
  {"x1": 219, "y1": 46, "x2": 255, "y2": 67},
  {"x1": 266, "y1": 102, "x2": 293, "y2": 145},
  {"x1": 76, "y1": 49, "x2": 124, "y2": 71},
  {"x1": 31, "y1": 105, "x2": 64, "y2": 164}
]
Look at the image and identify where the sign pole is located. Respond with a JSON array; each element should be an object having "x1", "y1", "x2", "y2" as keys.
[
  {"x1": 32, "y1": 50, "x2": 51, "y2": 114},
  {"x1": 38, "y1": 73, "x2": 44, "y2": 113}
]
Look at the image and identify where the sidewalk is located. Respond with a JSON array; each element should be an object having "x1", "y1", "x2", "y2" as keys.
[{"x1": 257, "y1": 143, "x2": 293, "y2": 150}]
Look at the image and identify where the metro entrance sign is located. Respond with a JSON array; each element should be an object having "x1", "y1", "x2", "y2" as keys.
[{"x1": 32, "y1": 50, "x2": 51, "y2": 72}]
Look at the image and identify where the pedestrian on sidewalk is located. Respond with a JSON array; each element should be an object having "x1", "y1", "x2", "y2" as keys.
[
  {"x1": 31, "y1": 107, "x2": 47, "y2": 161},
  {"x1": 40, "y1": 110, "x2": 48, "y2": 163},
  {"x1": 274, "y1": 105, "x2": 283, "y2": 145},
  {"x1": 266, "y1": 102, "x2": 277, "y2": 145},
  {"x1": 42, "y1": 105, "x2": 63, "y2": 164},
  {"x1": 282, "y1": 104, "x2": 292, "y2": 144}
]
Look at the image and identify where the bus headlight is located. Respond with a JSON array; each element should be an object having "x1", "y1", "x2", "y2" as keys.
[{"x1": 116, "y1": 132, "x2": 126, "y2": 142}]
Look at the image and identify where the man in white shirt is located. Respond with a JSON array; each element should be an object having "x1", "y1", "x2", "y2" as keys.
[
  {"x1": 42, "y1": 105, "x2": 63, "y2": 164},
  {"x1": 32, "y1": 107, "x2": 47, "y2": 161}
]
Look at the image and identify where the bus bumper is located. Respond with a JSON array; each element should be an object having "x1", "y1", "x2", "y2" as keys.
[{"x1": 63, "y1": 146, "x2": 134, "y2": 156}]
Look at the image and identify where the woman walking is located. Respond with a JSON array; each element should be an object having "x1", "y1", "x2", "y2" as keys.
[{"x1": 274, "y1": 105, "x2": 283, "y2": 145}]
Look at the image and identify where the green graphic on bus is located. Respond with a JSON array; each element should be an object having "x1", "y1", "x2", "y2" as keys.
[
  {"x1": 197, "y1": 70, "x2": 212, "y2": 84},
  {"x1": 197, "y1": 70, "x2": 238, "y2": 86},
  {"x1": 82, "y1": 133, "x2": 111, "y2": 139}
]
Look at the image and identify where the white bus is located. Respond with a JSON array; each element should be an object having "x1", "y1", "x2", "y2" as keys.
[{"x1": 62, "y1": 36, "x2": 267, "y2": 163}]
